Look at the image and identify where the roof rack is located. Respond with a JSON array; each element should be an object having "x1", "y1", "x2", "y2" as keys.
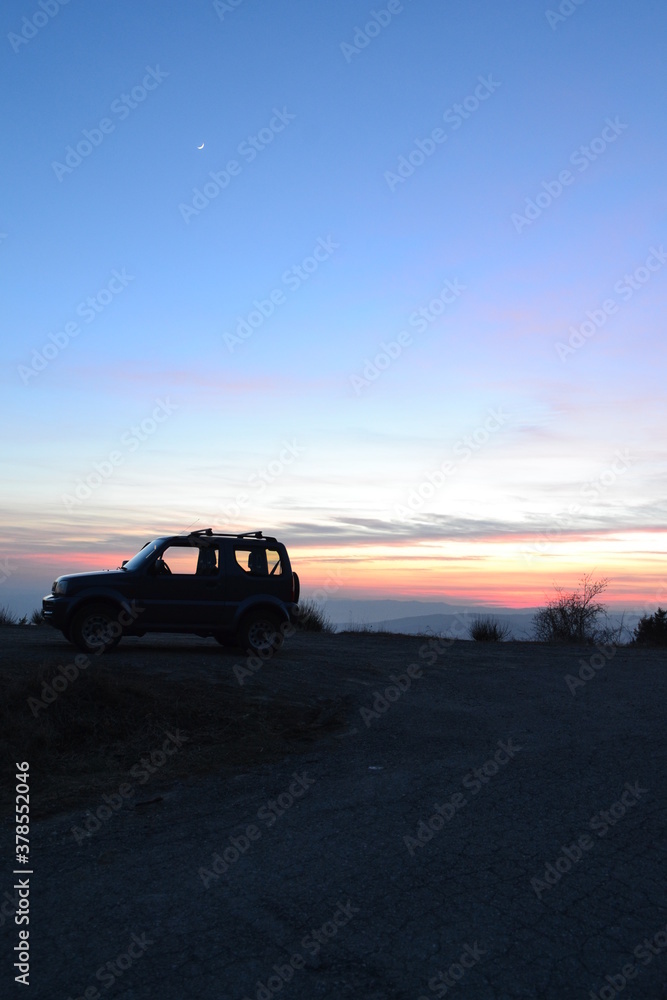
[{"x1": 188, "y1": 528, "x2": 272, "y2": 541}]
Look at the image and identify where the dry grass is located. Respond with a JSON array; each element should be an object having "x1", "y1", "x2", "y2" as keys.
[
  {"x1": 294, "y1": 599, "x2": 336, "y2": 633},
  {"x1": 468, "y1": 616, "x2": 513, "y2": 641}
]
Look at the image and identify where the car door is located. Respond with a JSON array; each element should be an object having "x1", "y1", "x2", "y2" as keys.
[
  {"x1": 140, "y1": 542, "x2": 224, "y2": 629},
  {"x1": 227, "y1": 543, "x2": 286, "y2": 602}
]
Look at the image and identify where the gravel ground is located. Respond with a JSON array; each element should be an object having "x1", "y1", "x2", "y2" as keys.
[{"x1": 1, "y1": 628, "x2": 666, "y2": 999}]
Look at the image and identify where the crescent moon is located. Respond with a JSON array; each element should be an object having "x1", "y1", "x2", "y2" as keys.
[{"x1": 197, "y1": 142, "x2": 205, "y2": 150}]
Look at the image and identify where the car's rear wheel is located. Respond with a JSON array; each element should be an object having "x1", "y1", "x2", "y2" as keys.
[
  {"x1": 69, "y1": 603, "x2": 123, "y2": 653},
  {"x1": 237, "y1": 610, "x2": 284, "y2": 656}
]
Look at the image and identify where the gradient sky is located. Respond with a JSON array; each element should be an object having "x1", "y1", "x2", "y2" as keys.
[{"x1": 2, "y1": 0, "x2": 666, "y2": 615}]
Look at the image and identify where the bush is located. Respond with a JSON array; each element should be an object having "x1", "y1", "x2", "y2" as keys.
[
  {"x1": 295, "y1": 600, "x2": 336, "y2": 633},
  {"x1": 532, "y1": 575, "x2": 609, "y2": 644},
  {"x1": 0, "y1": 607, "x2": 28, "y2": 626},
  {"x1": 468, "y1": 616, "x2": 512, "y2": 642},
  {"x1": 633, "y1": 607, "x2": 667, "y2": 646},
  {"x1": 30, "y1": 609, "x2": 46, "y2": 626}
]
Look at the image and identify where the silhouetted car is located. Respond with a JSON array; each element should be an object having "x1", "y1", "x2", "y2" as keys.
[{"x1": 42, "y1": 529, "x2": 300, "y2": 655}]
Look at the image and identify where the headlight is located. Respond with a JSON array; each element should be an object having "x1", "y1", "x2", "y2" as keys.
[{"x1": 53, "y1": 580, "x2": 68, "y2": 595}]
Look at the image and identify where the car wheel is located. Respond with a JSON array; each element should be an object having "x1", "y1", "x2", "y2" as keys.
[
  {"x1": 69, "y1": 603, "x2": 123, "y2": 653},
  {"x1": 238, "y1": 610, "x2": 284, "y2": 656}
]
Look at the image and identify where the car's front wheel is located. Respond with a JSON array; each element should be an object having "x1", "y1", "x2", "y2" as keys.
[
  {"x1": 69, "y1": 603, "x2": 123, "y2": 653},
  {"x1": 237, "y1": 610, "x2": 284, "y2": 656}
]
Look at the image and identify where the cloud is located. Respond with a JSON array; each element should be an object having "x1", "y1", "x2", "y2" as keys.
[{"x1": 281, "y1": 508, "x2": 667, "y2": 548}]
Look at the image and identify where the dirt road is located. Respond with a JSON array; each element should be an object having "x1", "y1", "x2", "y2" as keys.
[{"x1": 2, "y1": 629, "x2": 666, "y2": 999}]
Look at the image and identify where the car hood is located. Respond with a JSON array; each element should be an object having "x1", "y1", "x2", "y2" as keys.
[{"x1": 56, "y1": 569, "x2": 129, "y2": 584}]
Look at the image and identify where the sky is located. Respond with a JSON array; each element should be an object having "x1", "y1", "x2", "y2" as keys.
[{"x1": 1, "y1": 0, "x2": 666, "y2": 615}]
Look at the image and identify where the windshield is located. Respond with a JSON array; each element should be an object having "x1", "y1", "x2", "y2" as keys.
[{"x1": 121, "y1": 538, "x2": 166, "y2": 573}]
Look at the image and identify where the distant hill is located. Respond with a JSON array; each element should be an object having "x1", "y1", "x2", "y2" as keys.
[
  {"x1": 321, "y1": 598, "x2": 536, "y2": 623},
  {"x1": 344, "y1": 612, "x2": 536, "y2": 639},
  {"x1": 320, "y1": 599, "x2": 639, "y2": 640}
]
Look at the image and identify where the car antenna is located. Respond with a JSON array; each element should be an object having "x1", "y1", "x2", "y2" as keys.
[{"x1": 178, "y1": 518, "x2": 200, "y2": 535}]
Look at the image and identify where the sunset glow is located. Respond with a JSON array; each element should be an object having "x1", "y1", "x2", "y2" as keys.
[{"x1": 2, "y1": 2, "x2": 666, "y2": 617}]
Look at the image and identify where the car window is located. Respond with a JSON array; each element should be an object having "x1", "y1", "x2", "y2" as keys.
[
  {"x1": 234, "y1": 548, "x2": 263, "y2": 574},
  {"x1": 233, "y1": 547, "x2": 283, "y2": 575},
  {"x1": 123, "y1": 539, "x2": 163, "y2": 572},
  {"x1": 266, "y1": 549, "x2": 283, "y2": 575},
  {"x1": 160, "y1": 546, "x2": 216, "y2": 575}
]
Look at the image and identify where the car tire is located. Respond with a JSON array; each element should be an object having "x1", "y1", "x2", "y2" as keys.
[
  {"x1": 237, "y1": 610, "x2": 284, "y2": 656},
  {"x1": 69, "y1": 603, "x2": 123, "y2": 653}
]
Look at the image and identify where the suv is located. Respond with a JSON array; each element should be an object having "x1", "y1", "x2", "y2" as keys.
[{"x1": 42, "y1": 529, "x2": 300, "y2": 655}]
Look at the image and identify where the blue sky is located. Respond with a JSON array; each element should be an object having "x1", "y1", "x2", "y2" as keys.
[{"x1": 2, "y1": 0, "x2": 666, "y2": 613}]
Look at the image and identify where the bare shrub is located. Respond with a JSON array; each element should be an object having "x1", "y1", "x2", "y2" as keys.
[
  {"x1": 532, "y1": 575, "x2": 609, "y2": 644},
  {"x1": 468, "y1": 616, "x2": 512, "y2": 641}
]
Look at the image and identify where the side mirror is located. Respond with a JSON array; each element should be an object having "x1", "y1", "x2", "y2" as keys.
[{"x1": 121, "y1": 560, "x2": 128, "y2": 567}]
